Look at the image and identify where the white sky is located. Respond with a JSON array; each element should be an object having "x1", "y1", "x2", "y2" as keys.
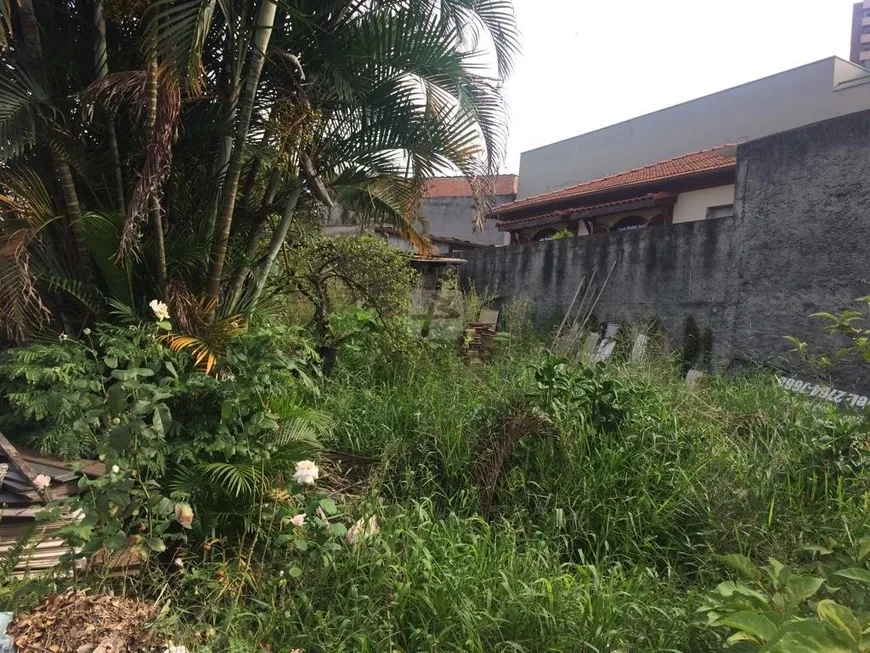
[{"x1": 501, "y1": 0, "x2": 859, "y2": 173}]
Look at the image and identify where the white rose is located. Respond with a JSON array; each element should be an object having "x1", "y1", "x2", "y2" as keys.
[
  {"x1": 293, "y1": 460, "x2": 319, "y2": 486},
  {"x1": 149, "y1": 299, "x2": 170, "y2": 321}
]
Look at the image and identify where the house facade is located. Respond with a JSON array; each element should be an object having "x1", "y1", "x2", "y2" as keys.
[
  {"x1": 460, "y1": 109, "x2": 870, "y2": 392},
  {"x1": 493, "y1": 148, "x2": 736, "y2": 243},
  {"x1": 419, "y1": 175, "x2": 518, "y2": 247},
  {"x1": 516, "y1": 57, "x2": 870, "y2": 200}
]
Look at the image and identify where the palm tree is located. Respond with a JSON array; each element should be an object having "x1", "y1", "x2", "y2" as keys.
[
  {"x1": 0, "y1": 0, "x2": 519, "y2": 341},
  {"x1": 205, "y1": 0, "x2": 279, "y2": 307}
]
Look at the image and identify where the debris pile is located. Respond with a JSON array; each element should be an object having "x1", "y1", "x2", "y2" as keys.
[
  {"x1": 7, "y1": 591, "x2": 160, "y2": 653},
  {"x1": 0, "y1": 431, "x2": 141, "y2": 578},
  {"x1": 464, "y1": 323, "x2": 496, "y2": 360},
  {"x1": 0, "y1": 431, "x2": 104, "y2": 577}
]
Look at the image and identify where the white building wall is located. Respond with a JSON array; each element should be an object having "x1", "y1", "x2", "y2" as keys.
[
  {"x1": 672, "y1": 185, "x2": 736, "y2": 224},
  {"x1": 518, "y1": 57, "x2": 870, "y2": 199}
]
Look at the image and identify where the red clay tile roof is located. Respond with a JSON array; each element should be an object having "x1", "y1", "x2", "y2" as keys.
[
  {"x1": 492, "y1": 147, "x2": 735, "y2": 216},
  {"x1": 497, "y1": 193, "x2": 675, "y2": 230},
  {"x1": 424, "y1": 175, "x2": 519, "y2": 198}
]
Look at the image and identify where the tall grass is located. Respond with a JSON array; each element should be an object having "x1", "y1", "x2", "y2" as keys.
[
  {"x1": 14, "y1": 333, "x2": 868, "y2": 652},
  {"x1": 322, "y1": 337, "x2": 870, "y2": 588},
  {"x1": 167, "y1": 500, "x2": 713, "y2": 652}
]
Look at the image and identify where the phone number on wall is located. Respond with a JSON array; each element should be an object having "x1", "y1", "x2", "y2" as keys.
[{"x1": 778, "y1": 377, "x2": 869, "y2": 409}]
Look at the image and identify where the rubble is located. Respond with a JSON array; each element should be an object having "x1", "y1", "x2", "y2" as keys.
[{"x1": 7, "y1": 591, "x2": 160, "y2": 653}]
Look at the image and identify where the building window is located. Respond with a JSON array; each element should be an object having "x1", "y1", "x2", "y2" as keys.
[
  {"x1": 864, "y1": 9, "x2": 870, "y2": 17},
  {"x1": 532, "y1": 228, "x2": 559, "y2": 241},
  {"x1": 706, "y1": 204, "x2": 734, "y2": 220},
  {"x1": 611, "y1": 216, "x2": 648, "y2": 232}
]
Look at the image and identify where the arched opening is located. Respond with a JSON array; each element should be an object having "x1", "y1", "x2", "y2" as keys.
[
  {"x1": 532, "y1": 228, "x2": 559, "y2": 241},
  {"x1": 611, "y1": 215, "x2": 648, "y2": 232}
]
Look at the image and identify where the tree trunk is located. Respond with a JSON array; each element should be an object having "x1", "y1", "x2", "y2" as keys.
[
  {"x1": 16, "y1": 0, "x2": 41, "y2": 66},
  {"x1": 94, "y1": 0, "x2": 125, "y2": 214},
  {"x1": 204, "y1": 0, "x2": 278, "y2": 309},
  {"x1": 18, "y1": 0, "x2": 91, "y2": 280},
  {"x1": 247, "y1": 184, "x2": 301, "y2": 310},
  {"x1": 240, "y1": 118, "x2": 275, "y2": 208},
  {"x1": 52, "y1": 151, "x2": 91, "y2": 280},
  {"x1": 145, "y1": 50, "x2": 168, "y2": 294},
  {"x1": 204, "y1": 51, "x2": 242, "y2": 245},
  {"x1": 225, "y1": 168, "x2": 282, "y2": 308}
]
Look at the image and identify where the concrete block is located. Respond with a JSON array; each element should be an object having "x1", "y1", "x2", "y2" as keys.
[
  {"x1": 630, "y1": 334, "x2": 649, "y2": 363},
  {"x1": 685, "y1": 369, "x2": 707, "y2": 388},
  {"x1": 581, "y1": 333, "x2": 600, "y2": 363}
]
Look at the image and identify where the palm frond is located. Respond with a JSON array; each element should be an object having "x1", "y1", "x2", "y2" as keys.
[
  {"x1": 83, "y1": 71, "x2": 148, "y2": 120},
  {"x1": 272, "y1": 402, "x2": 332, "y2": 446},
  {"x1": 158, "y1": 307, "x2": 247, "y2": 374},
  {"x1": 106, "y1": 298, "x2": 138, "y2": 325},
  {"x1": 81, "y1": 212, "x2": 133, "y2": 306},
  {"x1": 0, "y1": 241, "x2": 50, "y2": 342},
  {"x1": 121, "y1": 72, "x2": 181, "y2": 257},
  {"x1": 43, "y1": 274, "x2": 105, "y2": 315},
  {"x1": 197, "y1": 461, "x2": 265, "y2": 499},
  {"x1": 0, "y1": 0, "x2": 12, "y2": 49},
  {"x1": 439, "y1": 0, "x2": 520, "y2": 80},
  {"x1": 0, "y1": 61, "x2": 48, "y2": 161},
  {"x1": 0, "y1": 166, "x2": 58, "y2": 341},
  {"x1": 147, "y1": 0, "x2": 217, "y2": 96}
]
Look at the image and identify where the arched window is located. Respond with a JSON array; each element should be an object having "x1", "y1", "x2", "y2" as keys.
[
  {"x1": 532, "y1": 228, "x2": 559, "y2": 241},
  {"x1": 611, "y1": 215, "x2": 648, "y2": 232}
]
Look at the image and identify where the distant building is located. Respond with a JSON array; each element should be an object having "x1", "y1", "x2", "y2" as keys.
[
  {"x1": 418, "y1": 175, "x2": 517, "y2": 247},
  {"x1": 375, "y1": 226, "x2": 490, "y2": 255},
  {"x1": 494, "y1": 147, "x2": 736, "y2": 243},
  {"x1": 323, "y1": 174, "x2": 518, "y2": 254},
  {"x1": 851, "y1": 2, "x2": 870, "y2": 67},
  {"x1": 516, "y1": 57, "x2": 870, "y2": 200}
]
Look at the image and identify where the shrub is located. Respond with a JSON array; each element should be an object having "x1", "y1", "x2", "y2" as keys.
[
  {"x1": 283, "y1": 234, "x2": 418, "y2": 347},
  {"x1": 0, "y1": 320, "x2": 327, "y2": 560}
]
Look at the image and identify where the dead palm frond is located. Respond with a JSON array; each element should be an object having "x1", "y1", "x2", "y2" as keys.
[
  {"x1": 474, "y1": 397, "x2": 556, "y2": 519},
  {"x1": 0, "y1": 166, "x2": 57, "y2": 341},
  {"x1": 158, "y1": 298, "x2": 247, "y2": 374}
]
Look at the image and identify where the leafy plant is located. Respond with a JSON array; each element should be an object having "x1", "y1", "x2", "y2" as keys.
[
  {"x1": 532, "y1": 351, "x2": 629, "y2": 433},
  {"x1": 701, "y1": 545, "x2": 870, "y2": 651},
  {"x1": 283, "y1": 234, "x2": 418, "y2": 348},
  {"x1": 787, "y1": 297, "x2": 870, "y2": 369},
  {"x1": 0, "y1": 319, "x2": 327, "y2": 562}
]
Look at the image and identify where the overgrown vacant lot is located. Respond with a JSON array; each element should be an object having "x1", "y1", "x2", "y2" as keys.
[{"x1": 2, "y1": 326, "x2": 869, "y2": 652}]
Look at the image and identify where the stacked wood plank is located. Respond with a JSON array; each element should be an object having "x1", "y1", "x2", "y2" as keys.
[
  {"x1": 0, "y1": 431, "x2": 106, "y2": 578},
  {"x1": 464, "y1": 323, "x2": 496, "y2": 360}
]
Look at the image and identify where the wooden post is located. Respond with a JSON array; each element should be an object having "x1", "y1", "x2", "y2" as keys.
[{"x1": 0, "y1": 430, "x2": 50, "y2": 499}]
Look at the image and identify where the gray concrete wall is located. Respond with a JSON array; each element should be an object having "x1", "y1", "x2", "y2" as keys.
[
  {"x1": 460, "y1": 109, "x2": 870, "y2": 390},
  {"x1": 518, "y1": 57, "x2": 870, "y2": 199},
  {"x1": 459, "y1": 217, "x2": 739, "y2": 340},
  {"x1": 421, "y1": 194, "x2": 514, "y2": 246},
  {"x1": 732, "y1": 109, "x2": 870, "y2": 389}
]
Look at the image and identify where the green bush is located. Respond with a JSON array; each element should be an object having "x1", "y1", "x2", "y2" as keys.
[
  {"x1": 4, "y1": 320, "x2": 870, "y2": 653},
  {"x1": 0, "y1": 320, "x2": 328, "y2": 557}
]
